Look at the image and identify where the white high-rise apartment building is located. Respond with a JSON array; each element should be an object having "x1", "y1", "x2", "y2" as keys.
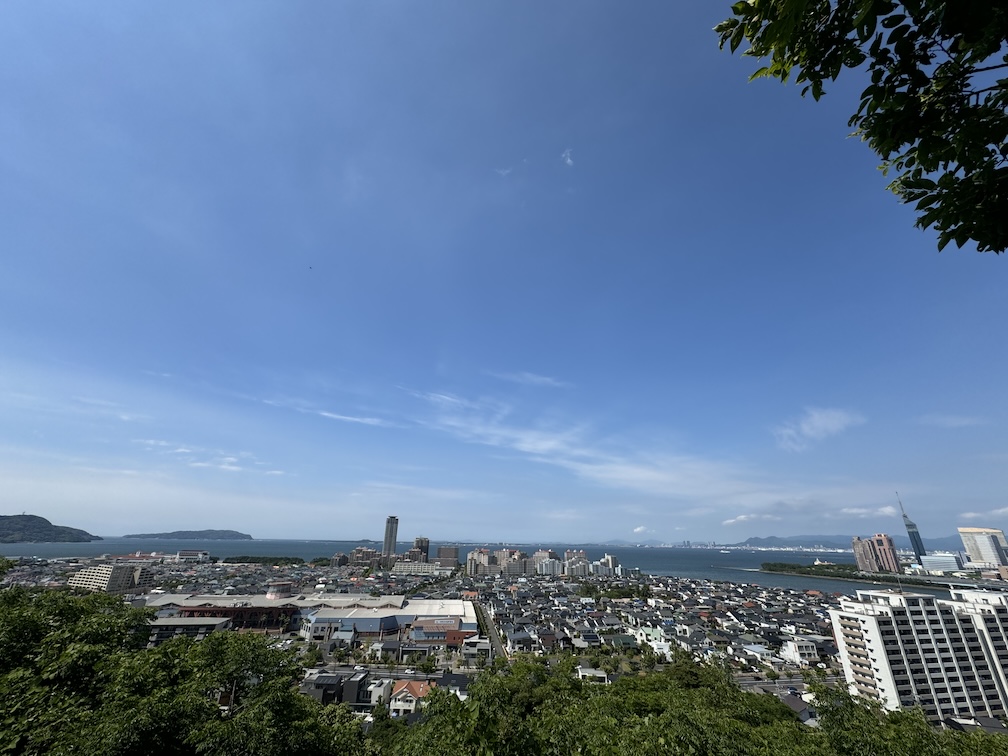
[
  {"x1": 958, "y1": 527, "x2": 1008, "y2": 566},
  {"x1": 830, "y1": 589, "x2": 1008, "y2": 721},
  {"x1": 68, "y1": 564, "x2": 153, "y2": 594}
]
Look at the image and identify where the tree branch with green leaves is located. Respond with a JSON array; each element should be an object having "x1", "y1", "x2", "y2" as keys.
[{"x1": 717, "y1": 0, "x2": 1008, "y2": 252}]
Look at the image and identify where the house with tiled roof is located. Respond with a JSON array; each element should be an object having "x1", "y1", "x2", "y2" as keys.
[{"x1": 389, "y1": 680, "x2": 436, "y2": 717}]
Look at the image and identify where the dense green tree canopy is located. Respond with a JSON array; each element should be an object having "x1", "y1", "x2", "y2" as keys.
[
  {"x1": 716, "y1": 0, "x2": 1008, "y2": 252},
  {"x1": 389, "y1": 654, "x2": 1008, "y2": 756},
  {"x1": 0, "y1": 587, "x2": 359, "y2": 756}
]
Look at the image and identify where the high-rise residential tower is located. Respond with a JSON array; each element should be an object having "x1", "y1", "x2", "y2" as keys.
[
  {"x1": 435, "y1": 545, "x2": 460, "y2": 568},
  {"x1": 898, "y1": 495, "x2": 927, "y2": 563},
  {"x1": 382, "y1": 516, "x2": 399, "y2": 560},
  {"x1": 852, "y1": 534, "x2": 901, "y2": 573},
  {"x1": 831, "y1": 589, "x2": 1008, "y2": 721},
  {"x1": 958, "y1": 527, "x2": 1008, "y2": 566},
  {"x1": 413, "y1": 536, "x2": 430, "y2": 562}
]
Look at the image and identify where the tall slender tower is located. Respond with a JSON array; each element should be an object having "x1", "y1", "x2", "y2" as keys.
[
  {"x1": 897, "y1": 493, "x2": 926, "y2": 563},
  {"x1": 382, "y1": 516, "x2": 399, "y2": 560}
]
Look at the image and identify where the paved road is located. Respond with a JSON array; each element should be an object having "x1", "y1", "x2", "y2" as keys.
[{"x1": 475, "y1": 601, "x2": 506, "y2": 659}]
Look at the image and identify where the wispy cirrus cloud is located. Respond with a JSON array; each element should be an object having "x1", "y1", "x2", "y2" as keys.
[
  {"x1": 2, "y1": 389, "x2": 151, "y2": 423},
  {"x1": 135, "y1": 438, "x2": 172, "y2": 448},
  {"x1": 401, "y1": 389, "x2": 484, "y2": 412},
  {"x1": 561, "y1": 148, "x2": 574, "y2": 167},
  {"x1": 774, "y1": 407, "x2": 865, "y2": 451},
  {"x1": 486, "y1": 370, "x2": 572, "y2": 389},
  {"x1": 190, "y1": 457, "x2": 243, "y2": 472},
  {"x1": 412, "y1": 390, "x2": 592, "y2": 458},
  {"x1": 411, "y1": 388, "x2": 766, "y2": 504},
  {"x1": 260, "y1": 396, "x2": 397, "y2": 428},
  {"x1": 354, "y1": 481, "x2": 493, "y2": 504},
  {"x1": 406, "y1": 387, "x2": 901, "y2": 532},
  {"x1": 316, "y1": 410, "x2": 391, "y2": 426},
  {"x1": 133, "y1": 439, "x2": 283, "y2": 476},
  {"x1": 918, "y1": 413, "x2": 986, "y2": 428}
]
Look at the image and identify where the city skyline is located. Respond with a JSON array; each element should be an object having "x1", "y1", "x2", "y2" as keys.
[{"x1": 2, "y1": 3, "x2": 1006, "y2": 543}]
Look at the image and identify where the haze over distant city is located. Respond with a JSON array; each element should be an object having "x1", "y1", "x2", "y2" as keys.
[{"x1": 1, "y1": 3, "x2": 1005, "y2": 543}]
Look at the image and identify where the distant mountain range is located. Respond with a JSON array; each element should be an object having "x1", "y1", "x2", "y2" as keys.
[
  {"x1": 602, "y1": 538, "x2": 667, "y2": 547},
  {"x1": 0, "y1": 515, "x2": 101, "y2": 543},
  {"x1": 121, "y1": 529, "x2": 253, "y2": 540},
  {"x1": 734, "y1": 534, "x2": 964, "y2": 551}
]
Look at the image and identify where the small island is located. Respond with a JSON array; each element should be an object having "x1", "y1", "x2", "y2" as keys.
[
  {"x1": 0, "y1": 514, "x2": 102, "y2": 543},
  {"x1": 121, "y1": 529, "x2": 253, "y2": 540}
]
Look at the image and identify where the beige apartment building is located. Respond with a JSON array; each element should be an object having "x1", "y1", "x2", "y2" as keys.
[{"x1": 958, "y1": 527, "x2": 1008, "y2": 567}]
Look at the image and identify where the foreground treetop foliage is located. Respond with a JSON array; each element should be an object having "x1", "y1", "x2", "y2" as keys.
[{"x1": 717, "y1": 0, "x2": 1008, "y2": 252}]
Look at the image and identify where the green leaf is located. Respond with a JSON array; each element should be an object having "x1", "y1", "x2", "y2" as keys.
[{"x1": 730, "y1": 24, "x2": 747, "y2": 53}]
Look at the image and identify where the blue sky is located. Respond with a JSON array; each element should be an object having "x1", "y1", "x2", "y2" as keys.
[{"x1": 1, "y1": 2, "x2": 1005, "y2": 543}]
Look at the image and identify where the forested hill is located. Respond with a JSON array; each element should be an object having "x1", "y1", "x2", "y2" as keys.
[
  {"x1": 0, "y1": 514, "x2": 101, "y2": 543},
  {"x1": 121, "y1": 529, "x2": 252, "y2": 540}
]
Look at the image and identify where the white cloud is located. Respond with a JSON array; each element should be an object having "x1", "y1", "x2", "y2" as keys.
[
  {"x1": 486, "y1": 370, "x2": 572, "y2": 389},
  {"x1": 722, "y1": 513, "x2": 781, "y2": 526},
  {"x1": 561, "y1": 148, "x2": 574, "y2": 167},
  {"x1": 774, "y1": 407, "x2": 865, "y2": 451},
  {"x1": 495, "y1": 167, "x2": 512, "y2": 177},
  {"x1": 840, "y1": 505, "x2": 898, "y2": 518},
  {"x1": 918, "y1": 413, "x2": 986, "y2": 428},
  {"x1": 961, "y1": 506, "x2": 1008, "y2": 521}
]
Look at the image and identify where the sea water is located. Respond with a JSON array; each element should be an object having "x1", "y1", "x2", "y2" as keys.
[{"x1": 2, "y1": 538, "x2": 954, "y2": 597}]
